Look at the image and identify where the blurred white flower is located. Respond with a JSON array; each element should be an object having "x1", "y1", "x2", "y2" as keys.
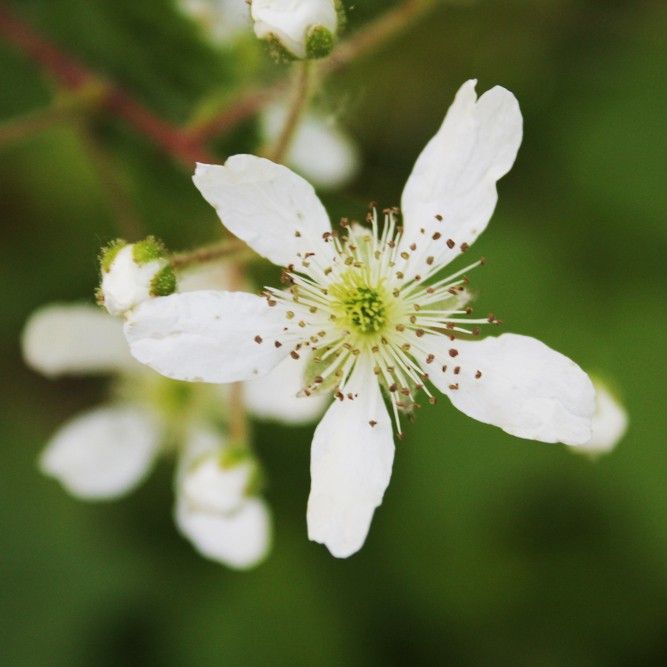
[
  {"x1": 574, "y1": 379, "x2": 628, "y2": 457},
  {"x1": 260, "y1": 102, "x2": 359, "y2": 190},
  {"x1": 99, "y1": 239, "x2": 175, "y2": 317},
  {"x1": 176, "y1": 428, "x2": 271, "y2": 568},
  {"x1": 125, "y1": 80, "x2": 596, "y2": 558},
  {"x1": 24, "y1": 266, "x2": 325, "y2": 567},
  {"x1": 251, "y1": 0, "x2": 339, "y2": 59},
  {"x1": 177, "y1": 0, "x2": 251, "y2": 44}
]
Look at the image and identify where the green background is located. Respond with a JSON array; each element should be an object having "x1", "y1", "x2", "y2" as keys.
[{"x1": 1, "y1": 1, "x2": 665, "y2": 665}]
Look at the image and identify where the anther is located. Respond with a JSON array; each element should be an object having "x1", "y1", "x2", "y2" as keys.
[
  {"x1": 446, "y1": 239, "x2": 455, "y2": 249},
  {"x1": 449, "y1": 349, "x2": 459, "y2": 357},
  {"x1": 254, "y1": 335, "x2": 263, "y2": 344},
  {"x1": 432, "y1": 232, "x2": 442, "y2": 240},
  {"x1": 475, "y1": 370, "x2": 482, "y2": 379}
]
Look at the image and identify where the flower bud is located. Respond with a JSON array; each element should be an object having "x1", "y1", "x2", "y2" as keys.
[
  {"x1": 99, "y1": 237, "x2": 176, "y2": 317},
  {"x1": 250, "y1": 0, "x2": 340, "y2": 60}
]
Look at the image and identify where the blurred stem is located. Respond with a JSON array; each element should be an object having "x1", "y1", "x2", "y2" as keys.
[
  {"x1": 76, "y1": 120, "x2": 145, "y2": 240},
  {"x1": 170, "y1": 239, "x2": 250, "y2": 270},
  {"x1": 0, "y1": 83, "x2": 106, "y2": 149},
  {"x1": 264, "y1": 61, "x2": 313, "y2": 164},
  {"x1": 187, "y1": 0, "x2": 437, "y2": 144}
]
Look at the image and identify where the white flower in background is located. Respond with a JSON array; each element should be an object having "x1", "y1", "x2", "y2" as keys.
[
  {"x1": 261, "y1": 101, "x2": 359, "y2": 190},
  {"x1": 124, "y1": 79, "x2": 596, "y2": 558},
  {"x1": 177, "y1": 0, "x2": 251, "y2": 44},
  {"x1": 24, "y1": 267, "x2": 325, "y2": 567},
  {"x1": 250, "y1": 0, "x2": 339, "y2": 59},
  {"x1": 99, "y1": 238, "x2": 176, "y2": 317},
  {"x1": 573, "y1": 379, "x2": 628, "y2": 457}
]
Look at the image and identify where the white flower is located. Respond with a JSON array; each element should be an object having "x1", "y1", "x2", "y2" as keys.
[
  {"x1": 24, "y1": 277, "x2": 323, "y2": 565},
  {"x1": 250, "y1": 0, "x2": 339, "y2": 59},
  {"x1": 99, "y1": 239, "x2": 175, "y2": 317},
  {"x1": 124, "y1": 80, "x2": 596, "y2": 558},
  {"x1": 574, "y1": 380, "x2": 628, "y2": 457},
  {"x1": 175, "y1": 428, "x2": 271, "y2": 569},
  {"x1": 177, "y1": 0, "x2": 251, "y2": 44},
  {"x1": 261, "y1": 102, "x2": 359, "y2": 190}
]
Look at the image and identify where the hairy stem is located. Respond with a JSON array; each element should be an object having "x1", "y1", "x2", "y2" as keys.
[
  {"x1": 264, "y1": 60, "x2": 313, "y2": 163},
  {"x1": 170, "y1": 239, "x2": 249, "y2": 270}
]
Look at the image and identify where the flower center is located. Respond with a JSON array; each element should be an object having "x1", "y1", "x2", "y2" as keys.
[{"x1": 334, "y1": 284, "x2": 387, "y2": 335}]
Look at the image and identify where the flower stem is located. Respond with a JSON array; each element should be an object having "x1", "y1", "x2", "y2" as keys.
[
  {"x1": 264, "y1": 60, "x2": 313, "y2": 164},
  {"x1": 170, "y1": 239, "x2": 250, "y2": 270}
]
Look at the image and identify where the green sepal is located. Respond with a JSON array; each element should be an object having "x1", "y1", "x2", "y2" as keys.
[
  {"x1": 149, "y1": 265, "x2": 177, "y2": 297},
  {"x1": 334, "y1": 0, "x2": 347, "y2": 34},
  {"x1": 132, "y1": 235, "x2": 167, "y2": 265},
  {"x1": 266, "y1": 34, "x2": 296, "y2": 63},
  {"x1": 99, "y1": 238, "x2": 127, "y2": 273},
  {"x1": 305, "y1": 25, "x2": 335, "y2": 60}
]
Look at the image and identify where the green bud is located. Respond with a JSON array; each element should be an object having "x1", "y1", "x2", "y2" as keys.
[
  {"x1": 132, "y1": 235, "x2": 167, "y2": 265},
  {"x1": 149, "y1": 265, "x2": 177, "y2": 297},
  {"x1": 305, "y1": 25, "x2": 335, "y2": 60},
  {"x1": 99, "y1": 238, "x2": 127, "y2": 273}
]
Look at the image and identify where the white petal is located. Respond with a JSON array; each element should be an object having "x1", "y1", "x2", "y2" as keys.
[
  {"x1": 244, "y1": 353, "x2": 328, "y2": 424},
  {"x1": 400, "y1": 80, "x2": 523, "y2": 276},
  {"x1": 39, "y1": 405, "x2": 160, "y2": 500},
  {"x1": 124, "y1": 290, "x2": 290, "y2": 383},
  {"x1": 251, "y1": 0, "x2": 337, "y2": 59},
  {"x1": 22, "y1": 303, "x2": 135, "y2": 378},
  {"x1": 260, "y1": 104, "x2": 359, "y2": 190},
  {"x1": 178, "y1": 428, "x2": 253, "y2": 514},
  {"x1": 575, "y1": 381, "x2": 628, "y2": 456},
  {"x1": 175, "y1": 497, "x2": 271, "y2": 569},
  {"x1": 193, "y1": 156, "x2": 333, "y2": 267},
  {"x1": 178, "y1": 0, "x2": 250, "y2": 44},
  {"x1": 421, "y1": 333, "x2": 595, "y2": 446},
  {"x1": 307, "y1": 360, "x2": 395, "y2": 558}
]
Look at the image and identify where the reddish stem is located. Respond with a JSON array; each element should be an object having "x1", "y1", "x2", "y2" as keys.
[{"x1": 0, "y1": 5, "x2": 213, "y2": 166}]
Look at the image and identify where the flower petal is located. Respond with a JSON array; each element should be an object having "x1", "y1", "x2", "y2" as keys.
[
  {"x1": 193, "y1": 156, "x2": 333, "y2": 267},
  {"x1": 400, "y1": 80, "x2": 523, "y2": 276},
  {"x1": 124, "y1": 290, "x2": 290, "y2": 383},
  {"x1": 307, "y1": 360, "x2": 395, "y2": 558},
  {"x1": 421, "y1": 333, "x2": 595, "y2": 445},
  {"x1": 244, "y1": 353, "x2": 328, "y2": 424},
  {"x1": 39, "y1": 404, "x2": 160, "y2": 500},
  {"x1": 575, "y1": 380, "x2": 628, "y2": 456},
  {"x1": 175, "y1": 497, "x2": 271, "y2": 569},
  {"x1": 22, "y1": 303, "x2": 135, "y2": 378}
]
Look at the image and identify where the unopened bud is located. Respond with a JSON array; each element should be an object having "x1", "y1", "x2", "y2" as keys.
[
  {"x1": 250, "y1": 0, "x2": 340, "y2": 60},
  {"x1": 98, "y1": 237, "x2": 175, "y2": 317}
]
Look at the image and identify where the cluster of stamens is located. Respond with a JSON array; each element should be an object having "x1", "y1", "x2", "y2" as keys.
[{"x1": 258, "y1": 207, "x2": 501, "y2": 434}]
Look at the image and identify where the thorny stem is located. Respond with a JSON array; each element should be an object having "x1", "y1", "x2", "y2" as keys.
[
  {"x1": 264, "y1": 60, "x2": 313, "y2": 163},
  {"x1": 169, "y1": 239, "x2": 249, "y2": 270},
  {"x1": 187, "y1": 0, "x2": 438, "y2": 144}
]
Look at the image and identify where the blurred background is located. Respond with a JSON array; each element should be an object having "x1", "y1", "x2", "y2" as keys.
[{"x1": 1, "y1": 0, "x2": 665, "y2": 664}]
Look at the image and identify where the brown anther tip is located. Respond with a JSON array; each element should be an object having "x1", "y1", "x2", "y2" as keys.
[
  {"x1": 435, "y1": 214, "x2": 443, "y2": 221},
  {"x1": 274, "y1": 340, "x2": 283, "y2": 348},
  {"x1": 369, "y1": 420, "x2": 377, "y2": 428},
  {"x1": 441, "y1": 365, "x2": 448, "y2": 372},
  {"x1": 397, "y1": 432, "x2": 405, "y2": 441},
  {"x1": 415, "y1": 329, "x2": 425, "y2": 338},
  {"x1": 472, "y1": 327, "x2": 481, "y2": 336},
  {"x1": 409, "y1": 243, "x2": 417, "y2": 252},
  {"x1": 480, "y1": 256, "x2": 487, "y2": 265},
  {"x1": 460, "y1": 242, "x2": 470, "y2": 252},
  {"x1": 446, "y1": 238, "x2": 455, "y2": 249},
  {"x1": 254, "y1": 335, "x2": 263, "y2": 344},
  {"x1": 475, "y1": 370, "x2": 482, "y2": 379},
  {"x1": 448, "y1": 349, "x2": 459, "y2": 357},
  {"x1": 335, "y1": 391, "x2": 344, "y2": 401},
  {"x1": 465, "y1": 307, "x2": 473, "y2": 315},
  {"x1": 428, "y1": 396, "x2": 437, "y2": 405},
  {"x1": 294, "y1": 230, "x2": 301, "y2": 237},
  {"x1": 432, "y1": 232, "x2": 442, "y2": 240},
  {"x1": 389, "y1": 383, "x2": 398, "y2": 393},
  {"x1": 426, "y1": 256, "x2": 434, "y2": 265},
  {"x1": 487, "y1": 313, "x2": 495, "y2": 323},
  {"x1": 426, "y1": 354, "x2": 435, "y2": 364},
  {"x1": 454, "y1": 366, "x2": 461, "y2": 375},
  {"x1": 290, "y1": 351, "x2": 300, "y2": 360},
  {"x1": 448, "y1": 383, "x2": 459, "y2": 391}
]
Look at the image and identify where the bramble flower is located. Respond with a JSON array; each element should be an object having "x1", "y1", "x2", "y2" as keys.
[
  {"x1": 573, "y1": 379, "x2": 628, "y2": 457},
  {"x1": 124, "y1": 80, "x2": 596, "y2": 558},
  {"x1": 24, "y1": 268, "x2": 325, "y2": 567},
  {"x1": 250, "y1": 0, "x2": 340, "y2": 59}
]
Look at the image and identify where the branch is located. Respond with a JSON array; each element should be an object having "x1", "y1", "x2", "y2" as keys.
[{"x1": 0, "y1": 5, "x2": 213, "y2": 166}]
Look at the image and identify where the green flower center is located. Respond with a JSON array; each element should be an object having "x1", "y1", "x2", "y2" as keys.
[{"x1": 336, "y1": 285, "x2": 387, "y2": 334}]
